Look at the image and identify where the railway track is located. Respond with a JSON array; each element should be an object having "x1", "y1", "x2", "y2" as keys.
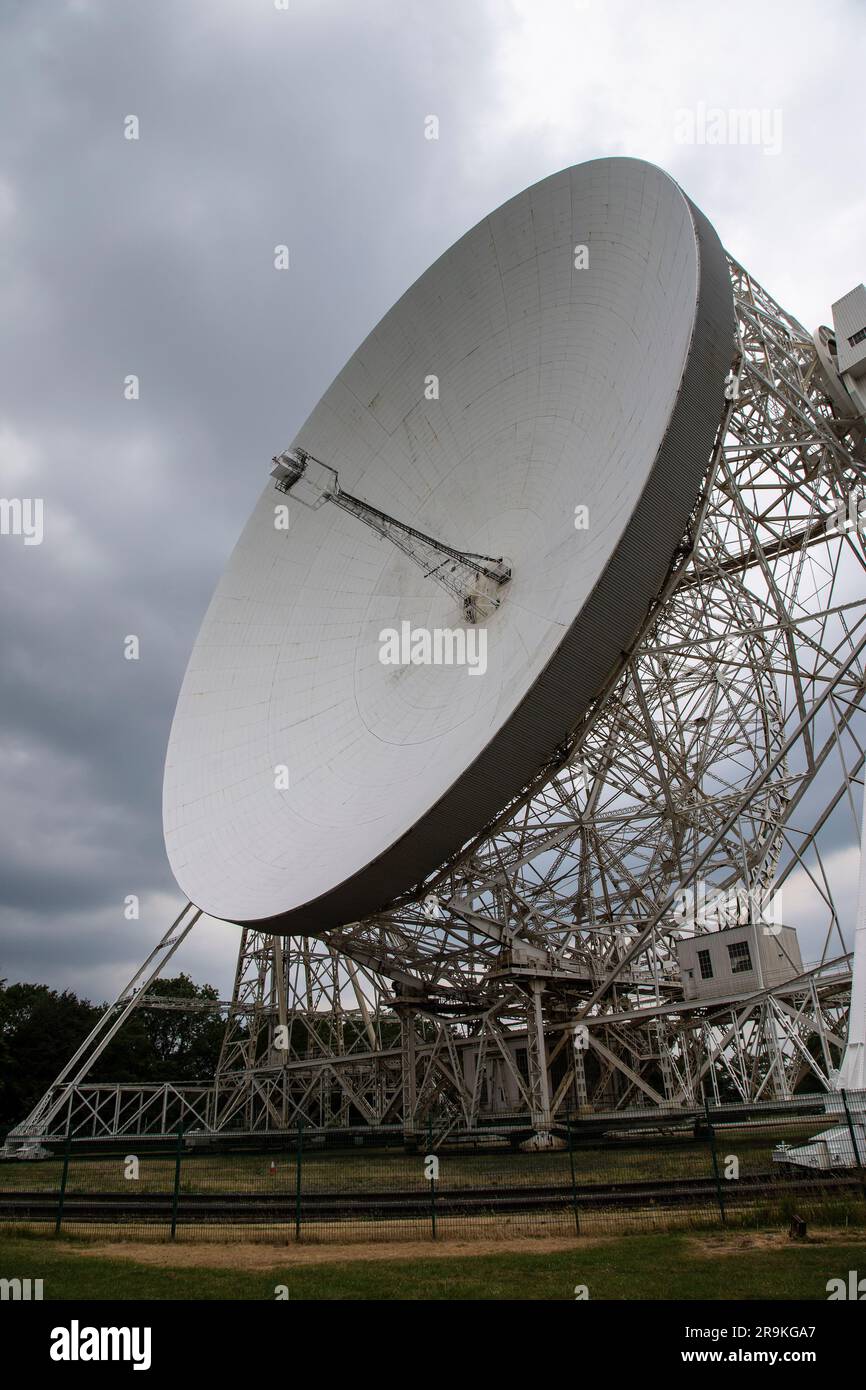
[{"x1": 1, "y1": 1171, "x2": 861, "y2": 1225}]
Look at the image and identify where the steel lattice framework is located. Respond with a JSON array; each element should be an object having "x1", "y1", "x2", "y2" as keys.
[{"x1": 8, "y1": 256, "x2": 866, "y2": 1148}]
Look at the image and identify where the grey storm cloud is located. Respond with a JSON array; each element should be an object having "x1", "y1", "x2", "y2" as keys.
[{"x1": 1, "y1": 0, "x2": 864, "y2": 1001}]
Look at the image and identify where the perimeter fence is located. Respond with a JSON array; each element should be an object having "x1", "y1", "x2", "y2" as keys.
[{"x1": 2, "y1": 1091, "x2": 865, "y2": 1246}]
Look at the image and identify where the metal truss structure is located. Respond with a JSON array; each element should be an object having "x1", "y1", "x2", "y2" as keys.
[
  {"x1": 8, "y1": 256, "x2": 866, "y2": 1148},
  {"x1": 271, "y1": 447, "x2": 512, "y2": 623}
]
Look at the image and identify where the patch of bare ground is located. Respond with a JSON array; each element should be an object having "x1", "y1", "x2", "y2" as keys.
[
  {"x1": 688, "y1": 1228, "x2": 866, "y2": 1258},
  {"x1": 64, "y1": 1234, "x2": 605, "y2": 1268},
  {"x1": 29, "y1": 1226, "x2": 866, "y2": 1271}
]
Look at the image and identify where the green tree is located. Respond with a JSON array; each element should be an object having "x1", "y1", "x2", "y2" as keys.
[
  {"x1": 0, "y1": 980, "x2": 101, "y2": 1131},
  {"x1": 0, "y1": 974, "x2": 226, "y2": 1132}
]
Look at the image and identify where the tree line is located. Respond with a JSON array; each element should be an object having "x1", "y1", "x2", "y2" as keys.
[{"x1": 0, "y1": 974, "x2": 226, "y2": 1133}]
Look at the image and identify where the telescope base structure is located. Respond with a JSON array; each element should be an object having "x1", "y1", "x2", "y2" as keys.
[
  {"x1": 7, "y1": 255, "x2": 866, "y2": 1150},
  {"x1": 3, "y1": 929, "x2": 854, "y2": 1148}
]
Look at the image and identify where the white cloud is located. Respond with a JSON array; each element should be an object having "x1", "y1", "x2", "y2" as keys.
[{"x1": 0, "y1": 422, "x2": 38, "y2": 488}]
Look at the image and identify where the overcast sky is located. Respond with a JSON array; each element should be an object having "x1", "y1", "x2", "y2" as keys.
[{"x1": 1, "y1": 0, "x2": 864, "y2": 1007}]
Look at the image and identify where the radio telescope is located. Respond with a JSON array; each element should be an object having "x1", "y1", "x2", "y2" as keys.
[
  {"x1": 8, "y1": 157, "x2": 866, "y2": 1147},
  {"x1": 163, "y1": 158, "x2": 733, "y2": 933}
]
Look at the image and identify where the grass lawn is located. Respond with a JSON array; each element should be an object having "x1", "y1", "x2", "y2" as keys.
[{"x1": 1, "y1": 1229, "x2": 864, "y2": 1300}]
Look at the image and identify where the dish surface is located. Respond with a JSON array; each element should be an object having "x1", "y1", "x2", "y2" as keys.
[{"x1": 163, "y1": 156, "x2": 735, "y2": 931}]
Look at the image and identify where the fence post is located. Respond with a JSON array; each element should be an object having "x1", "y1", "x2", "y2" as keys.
[
  {"x1": 427, "y1": 1116, "x2": 437, "y2": 1241},
  {"x1": 704, "y1": 1097, "x2": 726, "y2": 1227},
  {"x1": 54, "y1": 1127, "x2": 72, "y2": 1236},
  {"x1": 567, "y1": 1116, "x2": 581, "y2": 1235},
  {"x1": 840, "y1": 1088, "x2": 866, "y2": 1200},
  {"x1": 294, "y1": 1120, "x2": 303, "y2": 1242},
  {"x1": 170, "y1": 1124, "x2": 184, "y2": 1240}
]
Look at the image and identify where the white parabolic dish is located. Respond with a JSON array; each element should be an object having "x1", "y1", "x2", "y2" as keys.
[{"x1": 164, "y1": 157, "x2": 735, "y2": 933}]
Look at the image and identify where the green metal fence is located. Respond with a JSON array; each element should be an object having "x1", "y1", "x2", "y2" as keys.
[{"x1": 2, "y1": 1091, "x2": 864, "y2": 1246}]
